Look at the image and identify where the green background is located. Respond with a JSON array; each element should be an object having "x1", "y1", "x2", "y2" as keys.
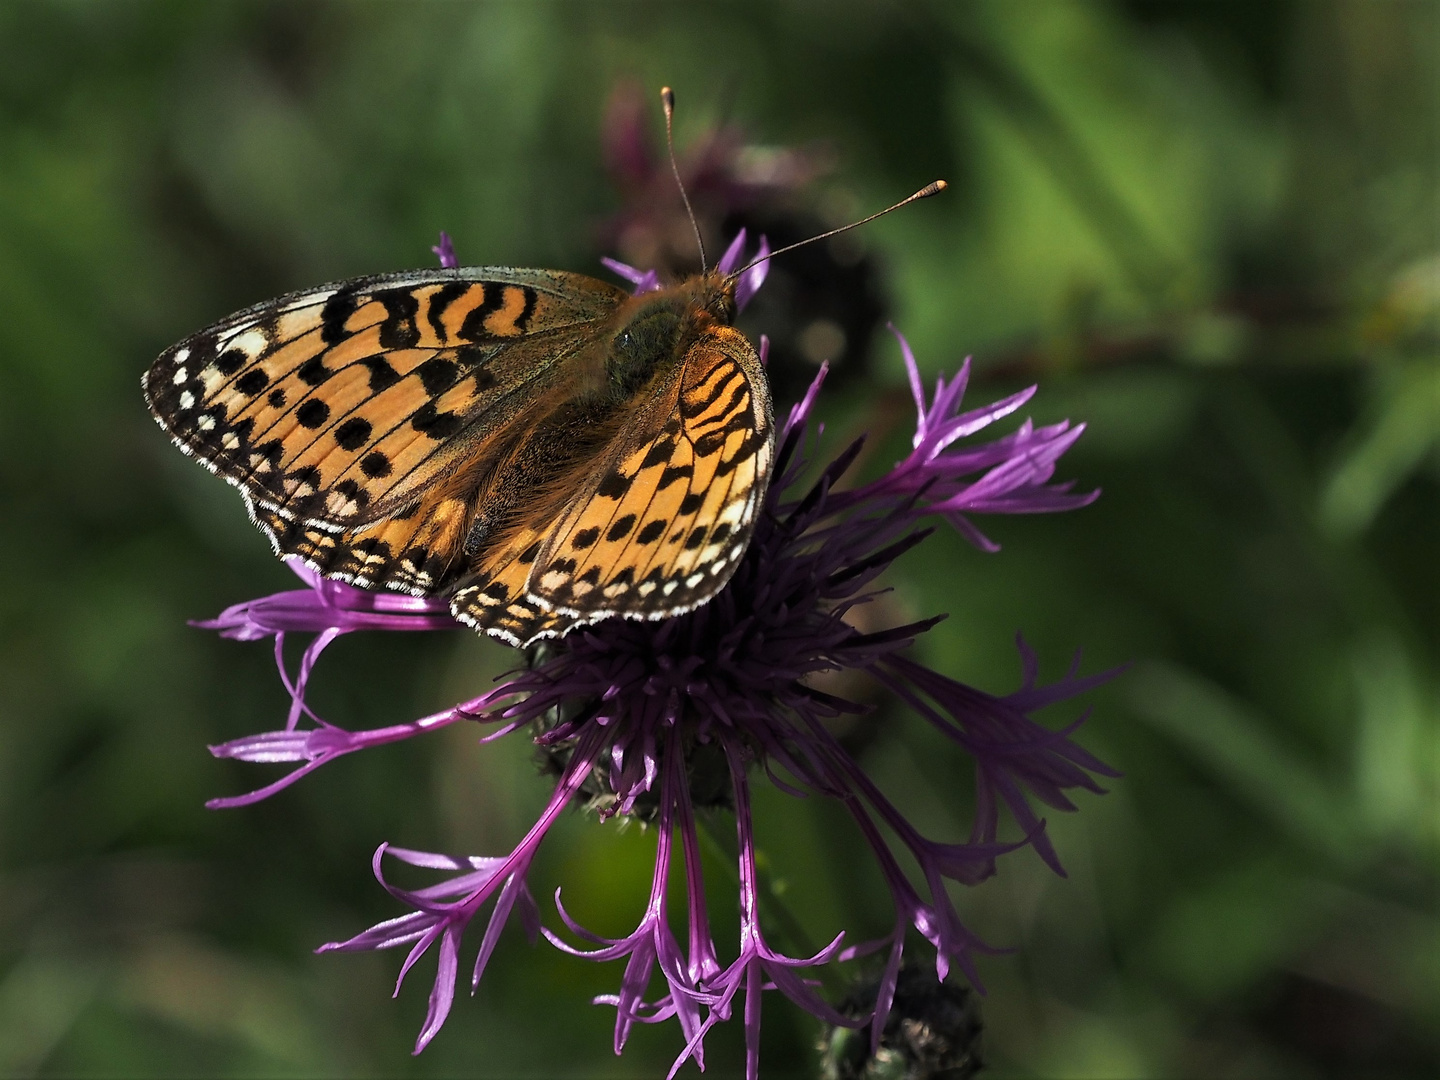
[{"x1": 1, "y1": 2, "x2": 1435, "y2": 1076}]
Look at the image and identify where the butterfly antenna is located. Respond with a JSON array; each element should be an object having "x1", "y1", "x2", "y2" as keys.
[
  {"x1": 727, "y1": 180, "x2": 948, "y2": 280},
  {"x1": 661, "y1": 86, "x2": 707, "y2": 273}
]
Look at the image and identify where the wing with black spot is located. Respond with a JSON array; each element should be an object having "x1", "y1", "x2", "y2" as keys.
[
  {"x1": 143, "y1": 267, "x2": 626, "y2": 536},
  {"x1": 449, "y1": 324, "x2": 773, "y2": 642}
]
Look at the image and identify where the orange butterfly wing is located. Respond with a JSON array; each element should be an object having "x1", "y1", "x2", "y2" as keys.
[
  {"x1": 451, "y1": 324, "x2": 773, "y2": 645},
  {"x1": 144, "y1": 268, "x2": 627, "y2": 593},
  {"x1": 150, "y1": 267, "x2": 775, "y2": 644},
  {"x1": 145, "y1": 267, "x2": 625, "y2": 525}
]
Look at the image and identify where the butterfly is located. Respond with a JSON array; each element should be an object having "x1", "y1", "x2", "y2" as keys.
[{"x1": 143, "y1": 261, "x2": 774, "y2": 647}]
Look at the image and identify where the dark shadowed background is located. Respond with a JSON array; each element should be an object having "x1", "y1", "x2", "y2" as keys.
[{"x1": 1, "y1": 2, "x2": 1436, "y2": 1077}]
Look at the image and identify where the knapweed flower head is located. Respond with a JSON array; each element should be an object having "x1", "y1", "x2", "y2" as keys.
[{"x1": 197, "y1": 234, "x2": 1117, "y2": 1080}]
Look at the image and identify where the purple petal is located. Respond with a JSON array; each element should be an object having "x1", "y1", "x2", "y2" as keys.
[
  {"x1": 715, "y1": 229, "x2": 749, "y2": 276},
  {"x1": 735, "y1": 236, "x2": 769, "y2": 311},
  {"x1": 892, "y1": 323, "x2": 927, "y2": 430},
  {"x1": 413, "y1": 926, "x2": 461, "y2": 1053},
  {"x1": 432, "y1": 232, "x2": 458, "y2": 269},
  {"x1": 600, "y1": 257, "x2": 662, "y2": 295},
  {"x1": 203, "y1": 756, "x2": 334, "y2": 809},
  {"x1": 319, "y1": 909, "x2": 435, "y2": 953}
]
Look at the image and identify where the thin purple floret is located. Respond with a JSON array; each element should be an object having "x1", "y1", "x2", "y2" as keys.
[{"x1": 432, "y1": 231, "x2": 458, "y2": 269}]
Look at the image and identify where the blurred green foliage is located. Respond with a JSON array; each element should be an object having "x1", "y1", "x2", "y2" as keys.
[{"x1": 1, "y1": 2, "x2": 1436, "y2": 1077}]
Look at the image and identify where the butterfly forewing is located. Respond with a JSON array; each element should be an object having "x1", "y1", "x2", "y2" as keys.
[
  {"x1": 252, "y1": 490, "x2": 479, "y2": 595},
  {"x1": 144, "y1": 268, "x2": 627, "y2": 531}
]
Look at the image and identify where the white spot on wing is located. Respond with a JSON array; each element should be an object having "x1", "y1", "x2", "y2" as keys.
[
  {"x1": 326, "y1": 491, "x2": 358, "y2": 516},
  {"x1": 179, "y1": 391, "x2": 195, "y2": 410},
  {"x1": 172, "y1": 366, "x2": 188, "y2": 385},
  {"x1": 718, "y1": 500, "x2": 746, "y2": 526},
  {"x1": 231, "y1": 329, "x2": 269, "y2": 357}
]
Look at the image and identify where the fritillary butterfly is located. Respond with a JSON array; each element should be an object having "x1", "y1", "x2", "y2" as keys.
[
  {"x1": 143, "y1": 263, "x2": 774, "y2": 647},
  {"x1": 144, "y1": 88, "x2": 943, "y2": 648}
]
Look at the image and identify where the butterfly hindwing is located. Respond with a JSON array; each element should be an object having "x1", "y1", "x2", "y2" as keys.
[
  {"x1": 447, "y1": 525, "x2": 563, "y2": 645},
  {"x1": 450, "y1": 324, "x2": 773, "y2": 641},
  {"x1": 252, "y1": 488, "x2": 476, "y2": 595},
  {"x1": 144, "y1": 268, "x2": 628, "y2": 535}
]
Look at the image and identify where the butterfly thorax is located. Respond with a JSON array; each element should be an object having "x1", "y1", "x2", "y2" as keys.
[{"x1": 602, "y1": 273, "x2": 736, "y2": 400}]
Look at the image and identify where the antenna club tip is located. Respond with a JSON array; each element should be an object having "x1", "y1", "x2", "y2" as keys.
[
  {"x1": 919, "y1": 180, "x2": 948, "y2": 198},
  {"x1": 660, "y1": 86, "x2": 675, "y2": 112}
]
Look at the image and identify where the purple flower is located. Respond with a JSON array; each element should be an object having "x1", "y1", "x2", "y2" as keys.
[
  {"x1": 194, "y1": 241, "x2": 1117, "y2": 1078},
  {"x1": 432, "y1": 231, "x2": 458, "y2": 269},
  {"x1": 601, "y1": 226, "x2": 770, "y2": 309},
  {"x1": 597, "y1": 80, "x2": 824, "y2": 278}
]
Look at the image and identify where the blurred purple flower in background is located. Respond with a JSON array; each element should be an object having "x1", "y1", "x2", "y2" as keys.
[
  {"x1": 197, "y1": 237, "x2": 1117, "y2": 1080},
  {"x1": 598, "y1": 80, "x2": 826, "y2": 278},
  {"x1": 597, "y1": 81, "x2": 889, "y2": 409}
]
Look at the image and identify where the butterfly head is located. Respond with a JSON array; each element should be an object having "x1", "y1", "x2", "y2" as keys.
[{"x1": 692, "y1": 268, "x2": 738, "y2": 324}]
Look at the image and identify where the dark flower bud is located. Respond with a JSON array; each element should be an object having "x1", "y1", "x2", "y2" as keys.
[{"x1": 821, "y1": 965, "x2": 984, "y2": 1080}]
